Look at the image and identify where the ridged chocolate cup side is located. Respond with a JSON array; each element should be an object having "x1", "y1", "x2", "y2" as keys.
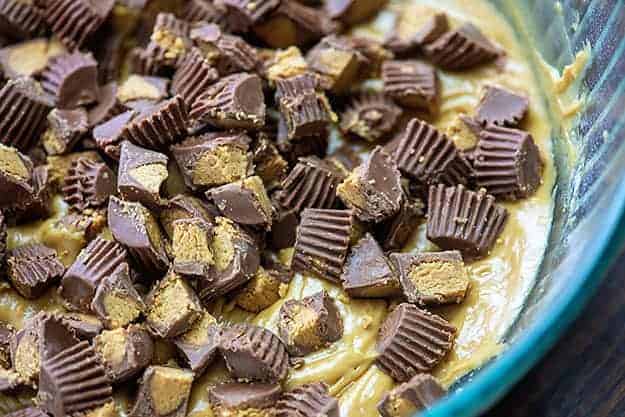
[
  {"x1": 221, "y1": 0, "x2": 280, "y2": 32},
  {"x1": 476, "y1": 86, "x2": 529, "y2": 127},
  {"x1": 146, "y1": 13, "x2": 191, "y2": 69},
  {"x1": 376, "y1": 303, "x2": 456, "y2": 382},
  {"x1": 279, "y1": 157, "x2": 343, "y2": 212},
  {"x1": 377, "y1": 374, "x2": 446, "y2": 417},
  {"x1": 40, "y1": 52, "x2": 99, "y2": 109},
  {"x1": 427, "y1": 184, "x2": 508, "y2": 259},
  {"x1": 424, "y1": 23, "x2": 500, "y2": 70},
  {"x1": 340, "y1": 92, "x2": 402, "y2": 143},
  {"x1": 61, "y1": 158, "x2": 116, "y2": 212},
  {"x1": 382, "y1": 60, "x2": 439, "y2": 113},
  {"x1": 275, "y1": 382, "x2": 339, "y2": 417},
  {"x1": 171, "y1": 48, "x2": 219, "y2": 107},
  {"x1": 183, "y1": 0, "x2": 227, "y2": 24},
  {"x1": 44, "y1": 0, "x2": 114, "y2": 50},
  {"x1": 7, "y1": 244, "x2": 65, "y2": 300},
  {"x1": 0, "y1": 0, "x2": 45, "y2": 39},
  {"x1": 292, "y1": 208, "x2": 353, "y2": 283}
]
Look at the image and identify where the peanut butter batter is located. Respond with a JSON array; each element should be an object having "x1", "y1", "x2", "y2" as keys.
[{"x1": 0, "y1": 1, "x2": 578, "y2": 416}]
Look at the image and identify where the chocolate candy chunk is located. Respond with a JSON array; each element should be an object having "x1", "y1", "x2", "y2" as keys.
[
  {"x1": 275, "y1": 74, "x2": 334, "y2": 140},
  {"x1": 385, "y1": 10, "x2": 448, "y2": 55},
  {"x1": 307, "y1": 35, "x2": 366, "y2": 94},
  {"x1": 118, "y1": 141, "x2": 168, "y2": 209},
  {"x1": 253, "y1": 136, "x2": 289, "y2": 190},
  {"x1": 393, "y1": 118, "x2": 472, "y2": 186},
  {"x1": 190, "y1": 72, "x2": 266, "y2": 130},
  {"x1": 7, "y1": 244, "x2": 64, "y2": 299},
  {"x1": 391, "y1": 251, "x2": 469, "y2": 306},
  {"x1": 197, "y1": 216, "x2": 260, "y2": 302},
  {"x1": 0, "y1": 38, "x2": 64, "y2": 79},
  {"x1": 38, "y1": 340, "x2": 113, "y2": 417},
  {"x1": 445, "y1": 114, "x2": 483, "y2": 151},
  {"x1": 269, "y1": 202, "x2": 298, "y2": 250},
  {"x1": 108, "y1": 196, "x2": 170, "y2": 273},
  {"x1": 13, "y1": 165, "x2": 52, "y2": 223},
  {"x1": 93, "y1": 110, "x2": 137, "y2": 159},
  {"x1": 427, "y1": 184, "x2": 508, "y2": 259},
  {"x1": 275, "y1": 382, "x2": 339, "y2": 417},
  {"x1": 341, "y1": 233, "x2": 400, "y2": 298},
  {"x1": 0, "y1": 77, "x2": 52, "y2": 151},
  {"x1": 0, "y1": 367, "x2": 25, "y2": 393},
  {"x1": 174, "y1": 311, "x2": 220, "y2": 374},
  {"x1": 0, "y1": 1, "x2": 45, "y2": 39},
  {"x1": 292, "y1": 208, "x2": 353, "y2": 283},
  {"x1": 129, "y1": 366, "x2": 194, "y2": 417},
  {"x1": 184, "y1": 0, "x2": 227, "y2": 24},
  {"x1": 94, "y1": 325, "x2": 154, "y2": 383},
  {"x1": 221, "y1": 0, "x2": 280, "y2": 32},
  {"x1": 278, "y1": 290, "x2": 343, "y2": 356},
  {"x1": 121, "y1": 95, "x2": 188, "y2": 150},
  {"x1": 337, "y1": 146, "x2": 403, "y2": 223},
  {"x1": 380, "y1": 197, "x2": 425, "y2": 251},
  {"x1": 62, "y1": 158, "x2": 116, "y2": 212},
  {"x1": 340, "y1": 93, "x2": 402, "y2": 143},
  {"x1": 190, "y1": 23, "x2": 260, "y2": 74},
  {"x1": 326, "y1": 0, "x2": 385, "y2": 24},
  {"x1": 4, "y1": 408, "x2": 49, "y2": 417},
  {"x1": 279, "y1": 156, "x2": 343, "y2": 212},
  {"x1": 44, "y1": 0, "x2": 114, "y2": 50},
  {"x1": 171, "y1": 132, "x2": 252, "y2": 190},
  {"x1": 0, "y1": 321, "x2": 14, "y2": 369},
  {"x1": 424, "y1": 23, "x2": 500, "y2": 70},
  {"x1": 220, "y1": 323, "x2": 289, "y2": 383},
  {"x1": 42, "y1": 108, "x2": 89, "y2": 155},
  {"x1": 382, "y1": 60, "x2": 439, "y2": 114},
  {"x1": 376, "y1": 303, "x2": 455, "y2": 382},
  {"x1": 91, "y1": 263, "x2": 146, "y2": 329},
  {"x1": 146, "y1": 270, "x2": 203, "y2": 338},
  {"x1": 254, "y1": 1, "x2": 338, "y2": 49},
  {"x1": 171, "y1": 47, "x2": 219, "y2": 106},
  {"x1": 276, "y1": 120, "x2": 329, "y2": 164},
  {"x1": 60, "y1": 237, "x2": 127, "y2": 312},
  {"x1": 160, "y1": 194, "x2": 216, "y2": 239},
  {"x1": 0, "y1": 144, "x2": 34, "y2": 209},
  {"x1": 235, "y1": 265, "x2": 292, "y2": 313},
  {"x1": 59, "y1": 313, "x2": 103, "y2": 340},
  {"x1": 40, "y1": 52, "x2": 99, "y2": 109},
  {"x1": 209, "y1": 382, "x2": 282, "y2": 416},
  {"x1": 117, "y1": 74, "x2": 170, "y2": 104},
  {"x1": 377, "y1": 374, "x2": 446, "y2": 417},
  {"x1": 326, "y1": 144, "x2": 363, "y2": 176},
  {"x1": 264, "y1": 46, "x2": 310, "y2": 84},
  {"x1": 88, "y1": 82, "x2": 122, "y2": 127},
  {"x1": 208, "y1": 175, "x2": 273, "y2": 229},
  {"x1": 475, "y1": 125, "x2": 543, "y2": 200},
  {"x1": 146, "y1": 13, "x2": 191, "y2": 69},
  {"x1": 476, "y1": 86, "x2": 529, "y2": 127},
  {"x1": 172, "y1": 218, "x2": 214, "y2": 278}
]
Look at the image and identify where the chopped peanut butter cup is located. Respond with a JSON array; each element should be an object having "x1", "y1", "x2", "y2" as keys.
[
  {"x1": 476, "y1": 86, "x2": 529, "y2": 127},
  {"x1": 376, "y1": 303, "x2": 456, "y2": 382},
  {"x1": 379, "y1": 196, "x2": 425, "y2": 251},
  {"x1": 424, "y1": 23, "x2": 500, "y2": 70},
  {"x1": 7, "y1": 244, "x2": 64, "y2": 300},
  {"x1": 382, "y1": 60, "x2": 439, "y2": 114},
  {"x1": 160, "y1": 194, "x2": 216, "y2": 239},
  {"x1": 40, "y1": 52, "x2": 99, "y2": 109},
  {"x1": 44, "y1": 0, "x2": 114, "y2": 50},
  {"x1": 377, "y1": 374, "x2": 446, "y2": 417},
  {"x1": 174, "y1": 311, "x2": 220, "y2": 375},
  {"x1": 427, "y1": 184, "x2": 508, "y2": 259},
  {"x1": 128, "y1": 366, "x2": 194, "y2": 417},
  {"x1": 275, "y1": 382, "x2": 339, "y2": 417},
  {"x1": 171, "y1": 47, "x2": 219, "y2": 106},
  {"x1": 209, "y1": 382, "x2": 282, "y2": 417},
  {"x1": 171, "y1": 218, "x2": 214, "y2": 278},
  {"x1": 0, "y1": 143, "x2": 34, "y2": 209},
  {"x1": 208, "y1": 175, "x2": 273, "y2": 229},
  {"x1": 307, "y1": 35, "x2": 366, "y2": 94},
  {"x1": 279, "y1": 156, "x2": 343, "y2": 212},
  {"x1": 59, "y1": 313, "x2": 103, "y2": 340},
  {"x1": 340, "y1": 93, "x2": 402, "y2": 143},
  {"x1": 146, "y1": 13, "x2": 191, "y2": 69},
  {"x1": 235, "y1": 264, "x2": 292, "y2": 313},
  {"x1": 94, "y1": 326, "x2": 154, "y2": 383},
  {"x1": 42, "y1": 108, "x2": 89, "y2": 155},
  {"x1": 62, "y1": 158, "x2": 116, "y2": 212},
  {"x1": 253, "y1": 136, "x2": 289, "y2": 190},
  {"x1": 0, "y1": 0, "x2": 45, "y2": 39},
  {"x1": 116, "y1": 75, "x2": 169, "y2": 104},
  {"x1": 221, "y1": 0, "x2": 280, "y2": 32},
  {"x1": 292, "y1": 208, "x2": 353, "y2": 283},
  {"x1": 118, "y1": 141, "x2": 168, "y2": 209},
  {"x1": 190, "y1": 23, "x2": 260, "y2": 74},
  {"x1": 93, "y1": 110, "x2": 137, "y2": 159},
  {"x1": 183, "y1": 0, "x2": 227, "y2": 24},
  {"x1": 326, "y1": 0, "x2": 386, "y2": 25},
  {"x1": 220, "y1": 323, "x2": 289, "y2": 383}
]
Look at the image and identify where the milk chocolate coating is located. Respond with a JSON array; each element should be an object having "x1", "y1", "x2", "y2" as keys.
[
  {"x1": 43, "y1": 108, "x2": 89, "y2": 155},
  {"x1": 275, "y1": 382, "x2": 339, "y2": 417},
  {"x1": 0, "y1": 1, "x2": 45, "y2": 40},
  {"x1": 93, "y1": 110, "x2": 138, "y2": 159},
  {"x1": 62, "y1": 158, "x2": 117, "y2": 212},
  {"x1": 340, "y1": 93, "x2": 402, "y2": 143},
  {"x1": 118, "y1": 141, "x2": 168, "y2": 209},
  {"x1": 0, "y1": 143, "x2": 35, "y2": 211},
  {"x1": 94, "y1": 326, "x2": 154, "y2": 383},
  {"x1": 12, "y1": 165, "x2": 52, "y2": 223},
  {"x1": 382, "y1": 60, "x2": 439, "y2": 113},
  {"x1": 184, "y1": 0, "x2": 227, "y2": 24},
  {"x1": 476, "y1": 85, "x2": 529, "y2": 127},
  {"x1": 88, "y1": 82, "x2": 122, "y2": 127},
  {"x1": 377, "y1": 374, "x2": 446, "y2": 417},
  {"x1": 208, "y1": 382, "x2": 282, "y2": 414},
  {"x1": 424, "y1": 23, "x2": 500, "y2": 70},
  {"x1": 173, "y1": 312, "x2": 221, "y2": 375},
  {"x1": 207, "y1": 176, "x2": 273, "y2": 228},
  {"x1": 7, "y1": 244, "x2": 65, "y2": 299},
  {"x1": 269, "y1": 201, "x2": 298, "y2": 250},
  {"x1": 160, "y1": 194, "x2": 217, "y2": 239},
  {"x1": 190, "y1": 23, "x2": 260, "y2": 74},
  {"x1": 379, "y1": 196, "x2": 425, "y2": 251},
  {"x1": 326, "y1": 0, "x2": 386, "y2": 25},
  {"x1": 145, "y1": 13, "x2": 191, "y2": 69},
  {"x1": 128, "y1": 366, "x2": 194, "y2": 417},
  {"x1": 221, "y1": 0, "x2": 280, "y2": 32},
  {"x1": 341, "y1": 233, "x2": 401, "y2": 298},
  {"x1": 40, "y1": 52, "x2": 99, "y2": 109},
  {"x1": 171, "y1": 47, "x2": 219, "y2": 106},
  {"x1": 59, "y1": 313, "x2": 103, "y2": 340},
  {"x1": 44, "y1": 0, "x2": 115, "y2": 50}
]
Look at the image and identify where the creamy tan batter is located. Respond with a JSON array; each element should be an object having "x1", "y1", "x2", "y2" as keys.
[{"x1": 1, "y1": 1, "x2": 564, "y2": 416}]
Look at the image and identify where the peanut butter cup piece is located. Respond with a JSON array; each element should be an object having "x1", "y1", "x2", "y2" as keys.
[
  {"x1": 108, "y1": 196, "x2": 170, "y2": 274},
  {"x1": 118, "y1": 141, "x2": 168, "y2": 209},
  {"x1": 173, "y1": 311, "x2": 220, "y2": 375},
  {"x1": 220, "y1": 323, "x2": 289, "y2": 383},
  {"x1": 171, "y1": 132, "x2": 252, "y2": 190},
  {"x1": 171, "y1": 217, "x2": 214, "y2": 278},
  {"x1": 474, "y1": 125, "x2": 543, "y2": 200},
  {"x1": 393, "y1": 118, "x2": 472, "y2": 186},
  {"x1": 264, "y1": 46, "x2": 310, "y2": 84},
  {"x1": 38, "y1": 340, "x2": 112, "y2": 417},
  {"x1": 276, "y1": 125, "x2": 329, "y2": 164},
  {"x1": 424, "y1": 23, "x2": 500, "y2": 70},
  {"x1": 377, "y1": 373, "x2": 446, "y2": 417},
  {"x1": 128, "y1": 366, "x2": 194, "y2": 417},
  {"x1": 307, "y1": 35, "x2": 365, "y2": 94},
  {"x1": 209, "y1": 382, "x2": 282, "y2": 417},
  {"x1": 146, "y1": 13, "x2": 191, "y2": 69},
  {"x1": 341, "y1": 233, "x2": 400, "y2": 298},
  {"x1": 40, "y1": 52, "x2": 99, "y2": 109},
  {"x1": 275, "y1": 382, "x2": 339, "y2": 417},
  {"x1": 87, "y1": 82, "x2": 123, "y2": 127},
  {"x1": 183, "y1": 0, "x2": 227, "y2": 24},
  {"x1": 269, "y1": 202, "x2": 298, "y2": 250},
  {"x1": 197, "y1": 216, "x2": 260, "y2": 302},
  {"x1": 292, "y1": 208, "x2": 353, "y2": 283},
  {"x1": 160, "y1": 194, "x2": 216, "y2": 239},
  {"x1": 146, "y1": 270, "x2": 203, "y2": 339},
  {"x1": 190, "y1": 72, "x2": 266, "y2": 130},
  {"x1": 7, "y1": 244, "x2": 64, "y2": 300},
  {"x1": 94, "y1": 325, "x2": 154, "y2": 383},
  {"x1": 278, "y1": 290, "x2": 342, "y2": 356},
  {"x1": 235, "y1": 264, "x2": 292, "y2": 313},
  {"x1": 171, "y1": 47, "x2": 219, "y2": 106},
  {"x1": 446, "y1": 114, "x2": 483, "y2": 151},
  {"x1": 13, "y1": 165, "x2": 52, "y2": 223},
  {"x1": 382, "y1": 60, "x2": 438, "y2": 113},
  {"x1": 190, "y1": 23, "x2": 260, "y2": 74},
  {"x1": 60, "y1": 237, "x2": 128, "y2": 312},
  {"x1": 221, "y1": 0, "x2": 280, "y2": 33},
  {"x1": 326, "y1": 0, "x2": 386, "y2": 25},
  {"x1": 253, "y1": 136, "x2": 289, "y2": 190},
  {"x1": 129, "y1": 46, "x2": 168, "y2": 77},
  {"x1": 91, "y1": 263, "x2": 146, "y2": 329},
  {"x1": 0, "y1": 367, "x2": 26, "y2": 393},
  {"x1": 340, "y1": 93, "x2": 402, "y2": 143},
  {"x1": 0, "y1": 0, "x2": 45, "y2": 39},
  {"x1": 0, "y1": 38, "x2": 64, "y2": 79},
  {"x1": 208, "y1": 175, "x2": 273, "y2": 229},
  {"x1": 379, "y1": 196, "x2": 425, "y2": 251},
  {"x1": 59, "y1": 313, "x2": 103, "y2": 340},
  {"x1": 0, "y1": 321, "x2": 13, "y2": 369},
  {"x1": 62, "y1": 158, "x2": 116, "y2": 212},
  {"x1": 337, "y1": 146, "x2": 403, "y2": 223},
  {"x1": 44, "y1": 0, "x2": 115, "y2": 50},
  {"x1": 391, "y1": 250, "x2": 469, "y2": 306},
  {"x1": 0, "y1": 77, "x2": 52, "y2": 151},
  {"x1": 427, "y1": 184, "x2": 508, "y2": 259},
  {"x1": 42, "y1": 108, "x2": 88, "y2": 155},
  {"x1": 476, "y1": 86, "x2": 529, "y2": 127},
  {"x1": 4, "y1": 408, "x2": 49, "y2": 417},
  {"x1": 0, "y1": 144, "x2": 34, "y2": 209},
  {"x1": 376, "y1": 303, "x2": 455, "y2": 382},
  {"x1": 279, "y1": 156, "x2": 343, "y2": 212},
  {"x1": 121, "y1": 95, "x2": 188, "y2": 151},
  {"x1": 117, "y1": 74, "x2": 169, "y2": 104},
  {"x1": 93, "y1": 110, "x2": 137, "y2": 159}
]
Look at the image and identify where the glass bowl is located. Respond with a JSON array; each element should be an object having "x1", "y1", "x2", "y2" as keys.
[{"x1": 424, "y1": 1, "x2": 625, "y2": 416}]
